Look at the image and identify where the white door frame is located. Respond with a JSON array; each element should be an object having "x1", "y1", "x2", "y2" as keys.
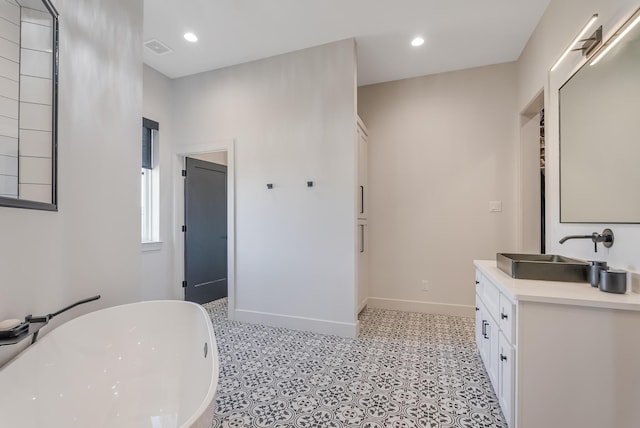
[
  {"x1": 173, "y1": 139, "x2": 236, "y2": 320},
  {"x1": 517, "y1": 89, "x2": 544, "y2": 252}
]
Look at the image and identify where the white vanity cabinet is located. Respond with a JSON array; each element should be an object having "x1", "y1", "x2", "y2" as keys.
[
  {"x1": 475, "y1": 269, "x2": 516, "y2": 427},
  {"x1": 356, "y1": 117, "x2": 369, "y2": 313},
  {"x1": 474, "y1": 260, "x2": 640, "y2": 428}
]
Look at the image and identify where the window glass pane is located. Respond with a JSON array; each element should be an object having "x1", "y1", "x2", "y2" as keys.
[
  {"x1": 142, "y1": 126, "x2": 152, "y2": 169},
  {"x1": 141, "y1": 117, "x2": 159, "y2": 243},
  {"x1": 141, "y1": 168, "x2": 152, "y2": 241}
]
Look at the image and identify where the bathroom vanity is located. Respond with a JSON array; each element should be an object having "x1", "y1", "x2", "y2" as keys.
[{"x1": 474, "y1": 260, "x2": 640, "y2": 428}]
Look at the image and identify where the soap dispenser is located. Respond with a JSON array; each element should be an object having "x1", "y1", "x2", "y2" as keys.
[{"x1": 588, "y1": 261, "x2": 608, "y2": 288}]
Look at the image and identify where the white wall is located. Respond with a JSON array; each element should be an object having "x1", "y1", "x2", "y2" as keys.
[
  {"x1": 171, "y1": 39, "x2": 359, "y2": 335},
  {"x1": 142, "y1": 65, "x2": 178, "y2": 300},
  {"x1": 357, "y1": 63, "x2": 518, "y2": 315},
  {"x1": 517, "y1": 0, "x2": 640, "y2": 290},
  {"x1": 0, "y1": 0, "x2": 143, "y2": 366}
]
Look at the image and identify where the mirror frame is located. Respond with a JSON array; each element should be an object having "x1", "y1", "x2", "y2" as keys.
[
  {"x1": 0, "y1": 0, "x2": 59, "y2": 211},
  {"x1": 558, "y1": 7, "x2": 640, "y2": 224}
]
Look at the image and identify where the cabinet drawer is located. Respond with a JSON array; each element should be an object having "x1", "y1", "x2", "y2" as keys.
[
  {"x1": 499, "y1": 294, "x2": 516, "y2": 345},
  {"x1": 475, "y1": 270, "x2": 484, "y2": 295},
  {"x1": 481, "y1": 276, "x2": 500, "y2": 322}
]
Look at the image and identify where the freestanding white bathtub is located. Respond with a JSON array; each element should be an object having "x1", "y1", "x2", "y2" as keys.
[{"x1": 0, "y1": 300, "x2": 219, "y2": 428}]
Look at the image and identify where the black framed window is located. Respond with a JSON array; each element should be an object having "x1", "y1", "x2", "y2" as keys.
[
  {"x1": 141, "y1": 117, "x2": 159, "y2": 243},
  {"x1": 142, "y1": 118, "x2": 158, "y2": 169}
]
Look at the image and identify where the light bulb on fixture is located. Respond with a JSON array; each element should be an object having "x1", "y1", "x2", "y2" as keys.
[
  {"x1": 411, "y1": 37, "x2": 425, "y2": 47},
  {"x1": 550, "y1": 14, "x2": 598, "y2": 71},
  {"x1": 184, "y1": 32, "x2": 198, "y2": 43}
]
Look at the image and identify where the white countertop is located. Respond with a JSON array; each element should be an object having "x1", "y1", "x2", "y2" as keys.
[{"x1": 474, "y1": 260, "x2": 640, "y2": 311}]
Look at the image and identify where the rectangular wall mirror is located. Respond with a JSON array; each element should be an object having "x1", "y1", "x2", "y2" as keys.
[
  {"x1": 559, "y1": 8, "x2": 640, "y2": 223},
  {"x1": 0, "y1": 0, "x2": 58, "y2": 211}
]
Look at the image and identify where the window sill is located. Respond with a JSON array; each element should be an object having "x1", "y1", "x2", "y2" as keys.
[{"x1": 141, "y1": 241, "x2": 163, "y2": 252}]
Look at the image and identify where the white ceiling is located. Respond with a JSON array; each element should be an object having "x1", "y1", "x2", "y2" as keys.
[{"x1": 143, "y1": 0, "x2": 550, "y2": 86}]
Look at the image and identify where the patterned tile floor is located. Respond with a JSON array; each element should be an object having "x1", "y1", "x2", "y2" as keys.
[{"x1": 203, "y1": 299, "x2": 506, "y2": 428}]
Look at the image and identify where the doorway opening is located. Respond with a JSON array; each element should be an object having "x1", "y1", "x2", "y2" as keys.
[
  {"x1": 519, "y1": 91, "x2": 546, "y2": 253},
  {"x1": 174, "y1": 141, "x2": 235, "y2": 316}
]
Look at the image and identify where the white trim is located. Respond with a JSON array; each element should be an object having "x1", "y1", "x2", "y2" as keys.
[
  {"x1": 517, "y1": 89, "x2": 545, "y2": 253},
  {"x1": 367, "y1": 297, "x2": 475, "y2": 318},
  {"x1": 141, "y1": 241, "x2": 163, "y2": 252},
  {"x1": 235, "y1": 309, "x2": 358, "y2": 338},
  {"x1": 357, "y1": 298, "x2": 368, "y2": 314},
  {"x1": 173, "y1": 140, "x2": 236, "y2": 318}
]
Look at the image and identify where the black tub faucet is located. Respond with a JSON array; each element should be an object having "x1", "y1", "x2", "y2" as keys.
[{"x1": 559, "y1": 228, "x2": 614, "y2": 252}]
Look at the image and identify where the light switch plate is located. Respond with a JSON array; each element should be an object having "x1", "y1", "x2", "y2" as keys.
[{"x1": 489, "y1": 201, "x2": 502, "y2": 212}]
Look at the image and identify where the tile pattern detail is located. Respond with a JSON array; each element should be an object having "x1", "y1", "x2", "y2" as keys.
[{"x1": 204, "y1": 299, "x2": 506, "y2": 428}]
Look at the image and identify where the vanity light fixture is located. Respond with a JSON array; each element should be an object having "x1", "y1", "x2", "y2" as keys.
[
  {"x1": 411, "y1": 36, "x2": 425, "y2": 47},
  {"x1": 590, "y1": 8, "x2": 640, "y2": 66},
  {"x1": 184, "y1": 32, "x2": 198, "y2": 42},
  {"x1": 550, "y1": 14, "x2": 598, "y2": 71}
]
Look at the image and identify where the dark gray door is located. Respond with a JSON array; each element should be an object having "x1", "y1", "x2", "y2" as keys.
[{"x1": 184, "y1": 157, "x2": 227, "y2": 304}]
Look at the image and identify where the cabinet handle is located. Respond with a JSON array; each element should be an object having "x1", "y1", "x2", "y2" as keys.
[
  {"x1": 501, "y1": 313, "x2": 508, "y2": 320},
  {"x1": 500, "y1": 354, "x2": 508, "y2": 362},
  {"x1": 360, "y1": 224, "x2": 365, "y2": 253},
  {"x1": 482, "y1": 320, "x2": 489, "y2": 339},
  {"x1": 475, "y1": 280, "x2": 480, "y2": 285},
  {"x1": 475, "y1": 307, "x2": 479, "y2": 312},
  {"x1": 360, "y1": 186, "x2": 364, "y2": 214}
]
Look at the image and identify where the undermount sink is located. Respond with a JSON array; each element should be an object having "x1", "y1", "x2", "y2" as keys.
[{"x1": 496, "y1": 253, "x2": 588, "y2": 283}]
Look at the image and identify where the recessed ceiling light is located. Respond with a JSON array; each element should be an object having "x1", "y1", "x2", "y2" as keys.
[
  {"x1": 184, "y1": 32, "x2": 198, "y2": 43},
  {"x1": 411, "y1": 37, "x2": 425, "y2": 47}
]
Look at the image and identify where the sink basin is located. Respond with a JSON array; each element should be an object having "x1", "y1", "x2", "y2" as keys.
[{"x1": 496, "y1": 253, "x2": 588, "y2": 283}]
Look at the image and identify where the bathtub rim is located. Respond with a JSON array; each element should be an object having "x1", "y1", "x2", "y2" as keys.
[
  {"x1": 176, "y1": 300, "x2": 219, "y2": 428},
  {"x1": 0, "y1": 299, "x2": 219, "y2": 428}
]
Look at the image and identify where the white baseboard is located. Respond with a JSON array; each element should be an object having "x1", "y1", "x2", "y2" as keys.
[
  {"x1": 357, "y1": 298, "x2": 368, "y2": 314},
  {"x1": 234, "y1": 309, "x2": 358, "y2": 338},
  {"x1": 367, "y1": 297, "x2": 475, "y2": 318}
]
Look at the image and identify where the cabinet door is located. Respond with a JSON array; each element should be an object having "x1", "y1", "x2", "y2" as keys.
[
  {"x1": 477, "y1": 300, "x2": 499, "y2": 388},
  {"x1": 475, "y1": 294, "x2": 485, "y2": 355},
  {"x1": 498, "y1": 332, "x2": 515, "y2": 427},
  {"x1": 357, "y1": 125, "x2": 368, "y2": 219},
  {"x1": 357, "y1": 221, "x2": 368, "y2": 312},
  {"x1": 485, "y1": 313, "x2": 500, "y2": 390}
]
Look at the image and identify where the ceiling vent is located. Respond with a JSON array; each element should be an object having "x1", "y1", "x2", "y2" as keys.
[{"x1": 144, "y1": 39, "x2": 173, "y2": 56}]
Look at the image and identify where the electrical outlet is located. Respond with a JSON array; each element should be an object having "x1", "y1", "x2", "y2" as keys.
[{"x1": 421, "y1": 280, "x2": 429, "y2": 292}]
